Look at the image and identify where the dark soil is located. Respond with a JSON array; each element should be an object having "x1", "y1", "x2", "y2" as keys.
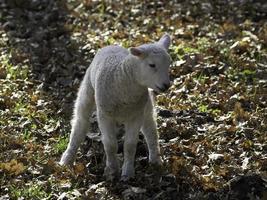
[{"x1": 0, "y1": 0, "x2": 266, "y2": 199}]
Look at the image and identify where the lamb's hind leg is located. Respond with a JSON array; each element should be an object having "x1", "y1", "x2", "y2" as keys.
[
  {"x1": 122, "y1": 117, "x2": 142, "y2": 180},
  {"x1": 141, "y1": 99, "x2": 162, "y2": 165},
  {"x1": 60, "y1": 79, "x2": 94, "y2": 166},
  {"x1": 98, "y1": 113, "x2": 119, "y2": 180}
]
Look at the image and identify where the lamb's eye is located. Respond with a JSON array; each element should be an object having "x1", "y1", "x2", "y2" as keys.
[{"x1": 149, "y1": 64, "x2": 156, "y2": 68}]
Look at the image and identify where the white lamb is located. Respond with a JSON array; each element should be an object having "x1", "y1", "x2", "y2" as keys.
[{"x1": 60, "y1": 34, "x2": 172, "y2": 180}]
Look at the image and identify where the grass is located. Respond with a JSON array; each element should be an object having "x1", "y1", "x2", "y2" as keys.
[
  {"x1": 53, "y1": 135, "x2": 69, "y2": 155},
  {"x1": 10, "y1": 182, "x2": 50, "y2": 199},
  {"x1": 1, "y1": 1, "x2": 266, "y2": 199}
]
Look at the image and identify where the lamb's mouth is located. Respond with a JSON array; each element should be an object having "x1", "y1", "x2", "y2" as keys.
[{"x1": 153, "y1": 86, "x2": 165, "y2": 94}]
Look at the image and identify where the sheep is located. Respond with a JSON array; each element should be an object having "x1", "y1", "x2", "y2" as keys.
[{"x1": 60, "y1": 34, "x2": 172, "y2": 180}]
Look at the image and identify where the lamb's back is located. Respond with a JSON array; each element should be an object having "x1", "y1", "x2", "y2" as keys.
[
  {"x1": 92, "y1": 45, "x2": 128, "y2": 70},
  {"x1": 97, "y1": 45, "x2": 128, "y2": 58},
  {"x1": 88, "y1": 45, "x2": 128, "y2": 88}
]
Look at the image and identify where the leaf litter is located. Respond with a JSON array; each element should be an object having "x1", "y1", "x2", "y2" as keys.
[{"x1": 0, "y1": 0, "x2": 267, "y2": 199}]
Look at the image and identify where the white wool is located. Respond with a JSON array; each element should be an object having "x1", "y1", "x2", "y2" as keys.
[{"x1": 60, "y1": 34, "x2": 171, "y2": 180}]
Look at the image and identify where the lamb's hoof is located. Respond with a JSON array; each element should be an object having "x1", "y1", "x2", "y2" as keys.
[
  {"x1": 150, "y1": 162, "x2": 164, "y2": 168},
  {"x1": 148, "y1": 161, "x2": 165, "y2": 175},
  {"x1": 121, "y1": 169, "x2": 135, "y2": 182},
  {"x1": 59, "y1": 152, "x2": 75, "y2": 166},
  {"x1": 104, "y1": 167, "x2": 119, "y2": 181},
  {"x1": 59, "y1": 160, "x2": 71, "y2": 166},
  {"x1": 150, "y1": 157, "x2": 163, "y2": 166},
  {"x1": 105, "y1": 173, "x2": 119, "y2": 182},
  {"x1": 120, "y1": 175, "x2": 134, "y2": 182}
]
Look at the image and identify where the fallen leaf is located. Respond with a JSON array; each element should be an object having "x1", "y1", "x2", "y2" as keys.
[{"x1": 0, "y1": 159, "x2": 25, "y2": 175}]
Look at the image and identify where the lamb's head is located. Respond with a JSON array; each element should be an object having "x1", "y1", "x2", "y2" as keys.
[{"x1": 129, "y1": 34, "x2": 172, "y2": 93}]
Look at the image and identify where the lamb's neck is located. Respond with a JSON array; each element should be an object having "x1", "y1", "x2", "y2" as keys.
[{"x1": 120, "y1": 55, "x2": 147, "y2": 95}]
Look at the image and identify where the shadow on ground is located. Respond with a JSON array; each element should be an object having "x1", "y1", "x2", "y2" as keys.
[{"x1": 1, "y1": 0, "x2": 91, "y2": 118}]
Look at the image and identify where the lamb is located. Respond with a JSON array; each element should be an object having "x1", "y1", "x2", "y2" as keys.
[{"x1": 60, "y1": 34, "x2": 172, "y2": 180}]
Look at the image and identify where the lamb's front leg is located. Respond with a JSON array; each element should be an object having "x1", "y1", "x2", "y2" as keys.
[
  {"x1": 98, "y1": 114, "x2": 119, "y2": 180},
  {"x1": 141, "y1": 99, "x2": 162, "y2": 165},
  {"x1": 122, "y1": 117, "x2": 142, "y2": 180},
  {"x1": 141, "y1": 115, "x2": 162, "y2": 165}
]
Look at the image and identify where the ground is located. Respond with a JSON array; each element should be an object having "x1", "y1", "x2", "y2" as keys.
[{"x1": 0, "y1": 0, "x2": 267, "y2": 199}]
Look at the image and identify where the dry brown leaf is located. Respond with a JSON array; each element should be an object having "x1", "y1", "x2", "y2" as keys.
[
  {"x1": 0, "y1": 159, "x2": 25, "y2": 175},
  {"x1": 74, "y1": 162, "x2": 86, "y2": 175}
]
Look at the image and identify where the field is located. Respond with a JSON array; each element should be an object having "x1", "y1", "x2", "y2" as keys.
[{"x1": 0, "y1": 0, "x2": 266, "y2": 199}]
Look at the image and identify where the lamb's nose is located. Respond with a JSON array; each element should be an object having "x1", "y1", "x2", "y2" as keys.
[{"x1": 163, "y1": 82, "x2": 171, "y2": 91}]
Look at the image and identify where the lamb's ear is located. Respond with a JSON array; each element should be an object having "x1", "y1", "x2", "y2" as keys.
[
  {"x1": 129, "y1": 47, "x2": 146, "y2": 58},
  {"x1": 158, "y1": 34, "x2": 171, "y2": 50}
]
